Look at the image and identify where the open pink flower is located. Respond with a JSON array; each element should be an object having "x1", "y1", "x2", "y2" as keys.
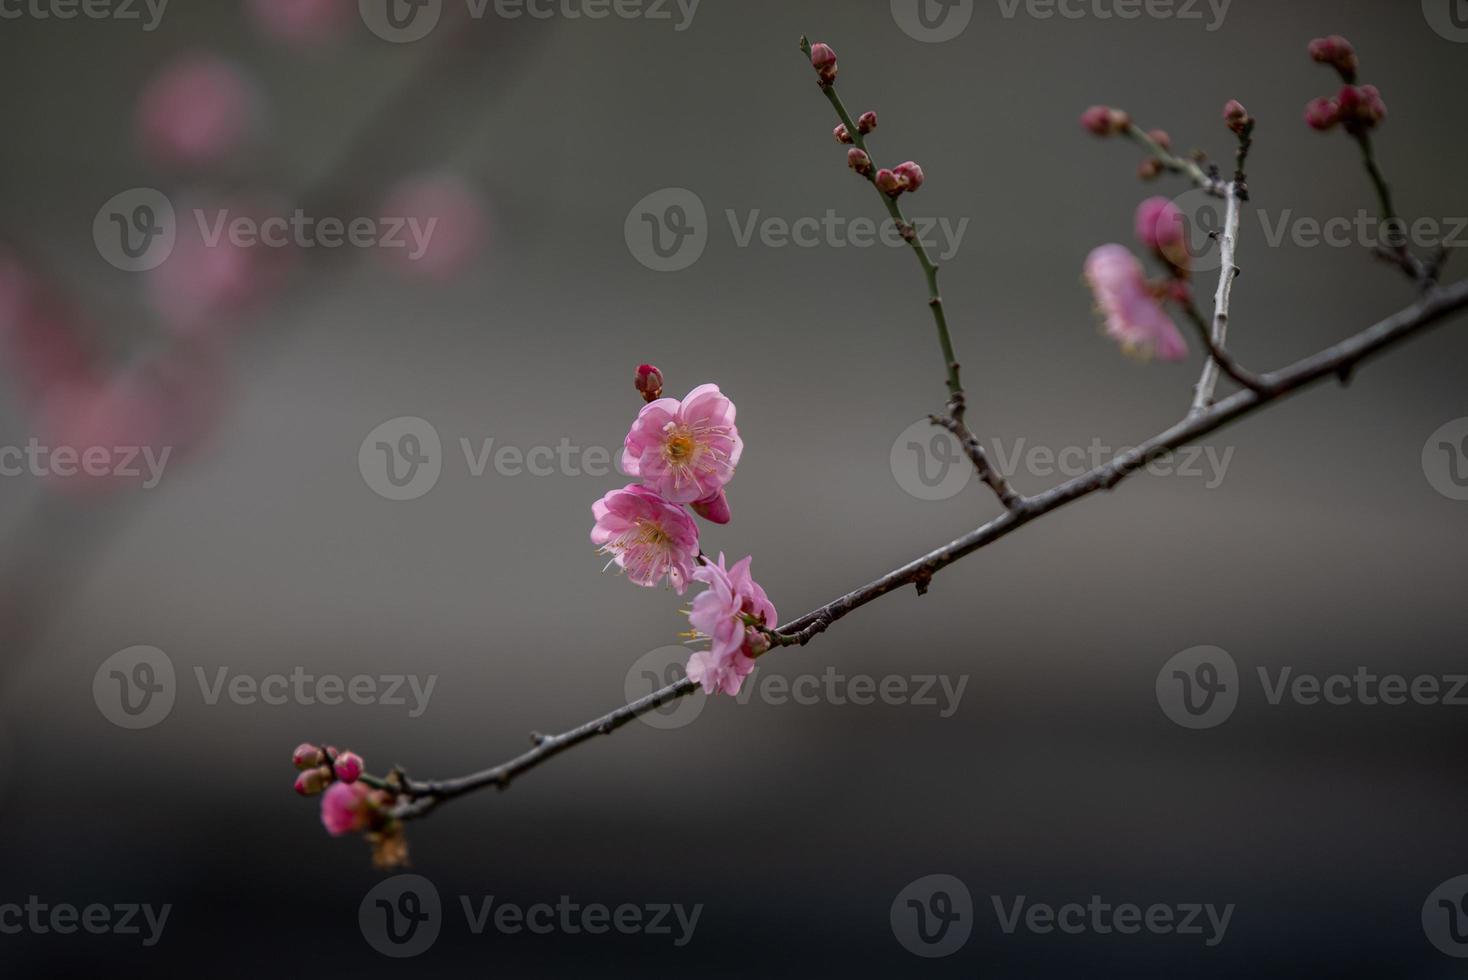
[
  {"x1": 591, "y1": 485, "x2": 700, "y2": 593},
  {"x1": 622, "y1": 383, "x2": 742, "y2": 505},
  {"x1": 1084, "y1": 244, "x2": 1188, "y2": 362},
  {"x1": 320, "y1": 781, "x2": 371, "y2": 836},
  {"x1": 686, "y1": 554, "x2": 777, "y2": 696}
]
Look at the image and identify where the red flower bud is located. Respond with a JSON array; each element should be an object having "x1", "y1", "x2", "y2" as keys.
[
  {"x1": 333, "y1": 751, "x2": 364, "y2": 784},
  {"x1": 634, "y1": 363, "x2": 663, "y2": 403},
  {"x1": 1303, "y1": 96, "x2": 1340, "y2": 132},
  {"x1": 1081, "y1": 105, "x2": 1130, "y2": 137},
  {"x1": 1223, "y1": 99, "x2": 1251, "y2": 135},
  {"x1": 858, "y1": 111, "x2": 878, "y2": 134},
  {"x1": 1308, "y1": 35, "x2": 1358, "y2": 80},
  {"x1": 690, "y1": 488, "x2": 731, "y2": 525},
  {"x1": 292, "y1": 742, "x2": 324, "y2": 770},
  {"x1": 1137, "y1": 158, "x2": 1163, "y2": 181},
  {"x1": 294, "y1": 765, "x2": 332, "y2": 796},
  {"x1": 1337, "y1": 84, "x2": 1386, "y2": 128},
  {"x1": 893, "y1": 161, "x2": 925, "y2": 193},
  {"x1": 847, "y1": 147, "x2": 874, "y2": 177},
  {"x1": 809, "y1": 42, "x2": 838, "y2": 84},
  {"x1": 833, "y1": 124, "x2": 853, "y2": 145},
  {"x1": 874, "y1": 168, "x2": 904, "y2": 197},
  {"x1": 1146, "y1": 129, "x2": 1171, "y2": 150}
]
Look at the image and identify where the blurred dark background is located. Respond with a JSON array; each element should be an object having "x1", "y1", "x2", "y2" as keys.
[{"x1": 2, "y1": 0, "x2": 1467, "y2": 975}]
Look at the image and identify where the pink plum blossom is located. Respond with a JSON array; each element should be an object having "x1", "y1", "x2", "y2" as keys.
[
  {"x1": 1084, "y1": 244, "x2": 1188, "y2": 362},
  {"x1": 621, "y1": 384, "x2": 742, "y2": 505},
  {"x1": 321, "y1": 781, "x2": 372, "y2": 836},
  {"x1": 685, "y1": 554, "x2": 777, "y2": 697},
  {"x1": 136, "y1": 53, "x2": 261, "y2": 169},
  {"x1": 591, "y1": 485, "x2": 701, "y2": 594}
]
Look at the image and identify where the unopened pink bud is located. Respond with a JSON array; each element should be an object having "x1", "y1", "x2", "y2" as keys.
[
  {"x1": 1338, "y1": 84, "x2": 1386, "y2": 128},
  {"x1": 1308, "y1": 35, "x2": 1358, "y2": 79},
  {"x1": 858, "y1": 111, "x2": 878, "y2": 134},
  {"x1": 742, "y1": 629, "x2": 772, "y2": 659},
  {"x1": 294, "y1": 766, "x2": 331, "y2": 796},
  {"x1": 833, "y1": 124, "x2": 853, "y2": 145},
  {"x1": 894, "y1": 161, "x2": 925, "y2": 192},
  {"x1": 333, "y1": 751, "x2": 364, "y2": 784},
  {"x1": 874, "y1": 169, "x2": 904, "y2": 197},
  {"x1": 690, "y1": 488, "x2": 731, "y2": 525},
  {"x1": 1134, "y1": 196, "x2": 1188, "y2": 272},
  {"x1": 292, "y1": 742, "x2": 324, "y2": 770},
  {"x1": 1137, "y1": 158, "x2": 1163, "y2": 181},
  {"x1": 634, "y1": 363, "x2": 663, "y2": 403},
  {"x1": 1080, "y1": 105, "x2": 1130, "y2": 137},
  {"x1": 1223, "y1": 100, "x2": 1251, "y2": 135},
  {"x1": 809, "y1": 42, "x2": 837, "y2": 84},
  {"x1": 1304, "y1": 96, "x2": 1341, "y2": 132},
  {"x1": 1147, "y1": 129, "x2": 1171, "y2": 150},
  {"x1": 847, "y1": 147, "x2": 874, "y2": 177}
]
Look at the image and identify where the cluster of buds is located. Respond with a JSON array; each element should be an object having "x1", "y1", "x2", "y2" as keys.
[
  {"x1": 809, "y1": 42, "x2": 837, "y2": 85},
  {"x1": 833, "y1": 112, "x2": 877, "y2": 144},
  {"x1": 292, "y1": 742, "x2": 409, "y2": 867},
  {"x1": 875, "y1": 161, "x2": 925, "y2": 198},
  {"x1": 1080, "y1": 105, "x2": 1132, "y2": 137},
  {"x1": 634, "y1": 363, "x2": 663, "y2": 403},
  {"x1": 1303, "y1": 36, "x2": 1385, "y2": 133},
  {"x1": 291, "y1": 742, "x2": 364, "y2": 795}
]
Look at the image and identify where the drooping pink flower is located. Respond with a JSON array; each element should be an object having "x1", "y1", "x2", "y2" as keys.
[
  {"x1": 621, "y1": 384, "x2": 742, "y2": 505},
  {"x1": 136, "y1": 53, "x2": 261, "y2": 169},
  {"x1": 686, "y1": 554, "x2": 777, "y2": 697},
  {"x1": 591, "y1": 485, "x2": 701, "y2": 593},
  {"x1": 1133, "y1": 197, "x2": 1188, "y2": 272},
  {"x1": 1083, "y1": 244, "x2": 1188, "y2": 362},
  {"x1": 320, "y1": 780, "x2": 372, "y2": 836},
  {"x1": 690, "y1": 487, "x2": 731, "y2": 525},
  {"x1": 246, "y1": 0, "x2": 353, "y2": 46}
]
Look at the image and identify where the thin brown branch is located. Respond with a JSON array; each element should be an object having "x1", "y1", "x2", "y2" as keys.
[{"x1": 384, "y1": 276, "x2": 1468, "y2": 822}]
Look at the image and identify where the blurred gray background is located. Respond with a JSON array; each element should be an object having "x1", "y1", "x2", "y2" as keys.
[{"x1": 1, "y1": 0, "x2": 1467, "y2": 975}]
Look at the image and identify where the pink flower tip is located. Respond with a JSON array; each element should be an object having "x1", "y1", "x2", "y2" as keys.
[
  {"x1": 809, "y1": 42, "x2": 838, "y2": 84},
  {"x1": 294, "y1": 766, "x2": 331, "y2": 797},
  {"x1": 847, "y1": 148, "x2": 873, "y2": 177},
  {"x1": 858, "y1": 111, "x2": 878, "y2": 134},
  {"x1": 333, "y1": 751, "x2": 364, "y2": 784},
  {"x1": 634, "y1": 363, "x2": 663, "y2": 403},
  {"x1": 833, "y1": 124, "x2": 853, "y2": 145},
  {"x1": 690, "y1": 487, "x2": 732, "y2": 525},
  {"x1": 292, "y1": 742, "x2": 324, "y2": 770},
  {"x1": 1081, "y1": 105, "x2": 1130, "y2": 137}
]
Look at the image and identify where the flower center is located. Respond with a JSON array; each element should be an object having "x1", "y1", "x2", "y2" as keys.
[{"x1": 665, "y1": 430, "x2": 696, "y2": 463}]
